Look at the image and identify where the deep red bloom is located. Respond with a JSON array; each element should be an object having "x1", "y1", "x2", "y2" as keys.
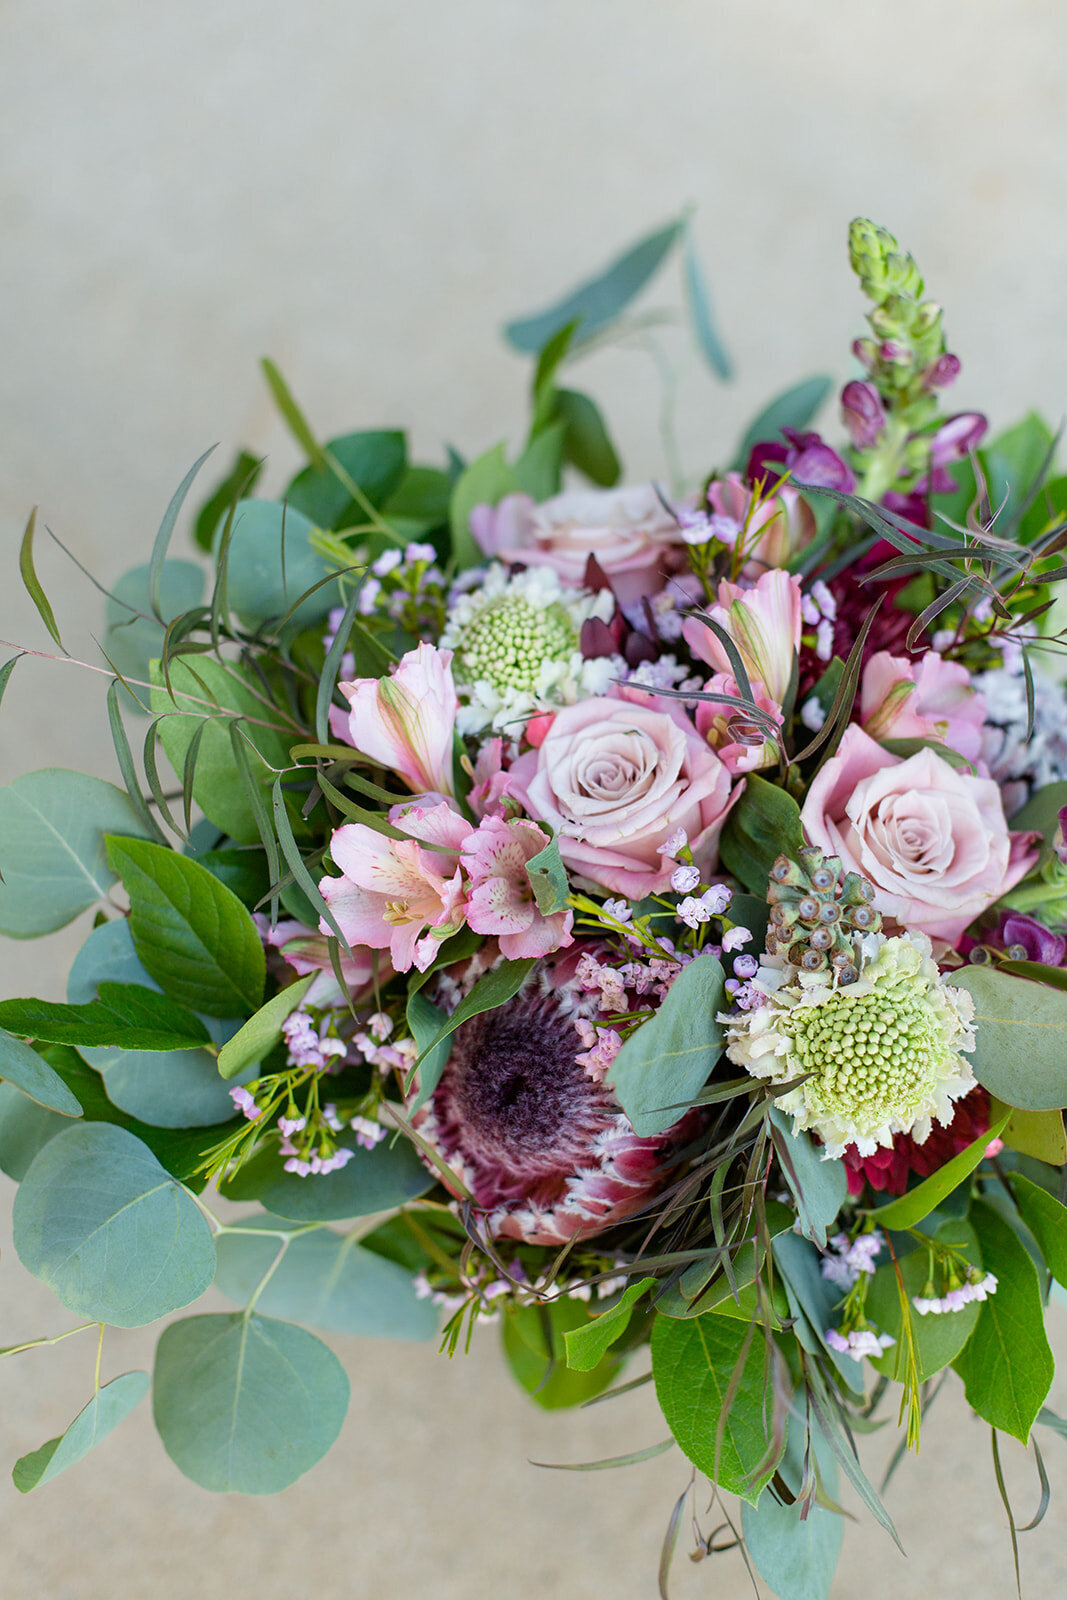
[{"x1": 841, "y1": 1086, "x2": 994, "y2": 1197}]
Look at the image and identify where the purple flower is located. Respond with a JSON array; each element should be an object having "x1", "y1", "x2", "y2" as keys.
[
  {"x1": 994, "y1": 911, "x2": 1066, "y2": 967},
  {"x1": 841, "y1": 381, "x2": 887, "y2": 449},
  {"x1": 923, "y1": 353, "x2": 961, "y2": 390},
  {"x1": 746, "y1": 431, "x2": 855, "y2": 494}
]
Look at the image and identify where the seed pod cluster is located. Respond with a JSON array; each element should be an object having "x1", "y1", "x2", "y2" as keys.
[{"x1": 765, "y1": 846, "x2": 881, "y2": 985}]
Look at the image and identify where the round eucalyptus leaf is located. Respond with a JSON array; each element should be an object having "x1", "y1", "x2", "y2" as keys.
[
  {"x1": 103, "y1": 561, "x2": 205, "y2": 702},
  {"x1": 215, "y1": 1222, "x2": 438, "y2": 1340},
  {"x1": 0, "y1": 1083, "x2": 68, "y2": 1180},
  {"x1": 13, "y1": 1371, "x2": 150, "y2": 1492},
  {"x1": 13, "y1": 1123, "x2": 216, "y2": 1326},
  {"x1": 221, "y1": 500, "x2": 341, "y2": 628},
  {"x1": 153, "y1": 1312, "x2": 349, "y2": 1492},
  {"x1": 0, "y1": 1029, "x2": 83, "y2": 1116},
  {"x1": 0, "y1": 770, "x2": 151, "y2": 938}
]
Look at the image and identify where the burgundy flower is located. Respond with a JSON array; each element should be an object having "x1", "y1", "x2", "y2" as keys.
[
  {"x1": 977, "y1": 911, "x2": 1067, "y2": 968},
  {"x1": 411, "y1": 976, "x2": 697, "y2": 1245},
  {"x1": 747, "y1": 430, "x2": 855, "y2": 495},
  {"x1": 842, "y1": 1086, "x2": 995, "y2": 1197},
  {"x1": 841, "y1": 381, "x2": 887, "y2": 449}
]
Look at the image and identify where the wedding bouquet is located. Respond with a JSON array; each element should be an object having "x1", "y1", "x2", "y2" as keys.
[{"x1": 2, "y1": 216, "x2": 1066, "y2": 1599}]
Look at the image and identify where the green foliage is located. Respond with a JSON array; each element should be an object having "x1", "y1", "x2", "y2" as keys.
[
  {"x1": 193, "y1": 450, "x2": 264, "y2": 552},
  {"x1": 13, "y1": 1372, "x2": 150, "y2": 1492},
  {"x1": 0, "y1": 983, "x2": 212, "y2": 1052},
  {"x1": 524, "y1": 832, "x2": 570, "y2": 916},
  {"x1": 449, "y1": 442, "x2": 517, "y2": 568},
  {"x1": 153, "y1": 1312, "x2": 349, "y2": 1492},
  {"x1": 733, "y1": 376, "x2": 834, "y2": 473},
  {"x1": 767, "y1": 1107, "x2": 848, "y2": 1248},
  {"x1": 220, "y1": 1132, "x2": 433, "y2": 1221},
  {"x1": 866, "y1": 1219, "x2": 983, "y2": 1382},
  {"x1": 501, "y1": 1299, "x2": 623, "y2": 1409},
  {"x1": 771, "y1": 1231, "x2": 865, "y2": 1396},
  {"x1": 220, "y1": 499, "x2": 343, "y2": 628},
  {"x1": 214, "y1": 1219, "x2": 438, "y2": 1340},
  {"x1": 513, "y1": 423, "x2": 565, "y2": 500},
  {"x1": 719, "y1": 774, "x2": 805, "y2": 894},
  {"x1": 608, "y1": 951, "x2": 726, "y2": 1135},
  {"x1": 150, "y1": 657, "x2": 294, "y2": 845},
  {"x1": 216, "y1": 975, "x2": 315, "y2": 1080},
  {"x1": 285, "y1": 431, "x2": 406, "y2": 532},
  {"x1": 105, "y1": 836, "x2": 265, "y2": 1017},
  {"x1": 999, "y1": 1105, "x2": 1067, "y2": 1165},
  {"x1": 867, "y1": 1105, "x2": 1010, "y2": 1231},
  {"x1": 102, "y1": 561, "x2": 205, "y2": 703},
  {"x1": 0, "y1": 1029, "x2": 83, "y2": 1117},
  {"x1": 0, "y1": 769, "x2": 152, "y2": 938},
  {"x1": 982, "y1": 413, "x2": 1055, "y2": 528},
  {"x1": 651, "y1": 1310, "x2": 784, "y2": 1504},
  {"x1": 948, "y1": 967, "x2": 1067, "y2": 1110},
  {"x1": 563, "y1": 1279, "x2": 656, "y2": 1371},
  {"x1": 504, "y1": 219, "x2": 684, "y2": 353},
  {"x1": 1009, "y1": 779, "x2": 1067, "y2": 865},
  {"x1": 553, "y1": 389, "x2": 621, "y2": 486},
  {"x1": 953, "y1": 1201, "x2": 1055, "y2": 1443},
  {"x1": 0, "y1": 1083, "x2": 69, "y2": 1180},
  {"x1": 1006, "y1": 1172, "x2": 1067, "y2": 1286},
  {"x1": 18, "y1": 508, "x2": 65, "y2": 651},
  {"x1": 13, "y1": 1123, "x2": 216, "y2": 1326},
  {"x1": 682, "y1": 219, "x2": 733, "y2": 380},
  {"x1": 741, "y1": 1423, "x2": 843, "y2": 1600}
]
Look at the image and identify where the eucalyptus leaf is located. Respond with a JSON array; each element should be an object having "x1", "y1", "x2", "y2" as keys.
[
  {"x1": 0, "y1": 769, "x2": 152, "y2": 938},
  {"x1": 733, "y1": 376, "x2": 835, "y2": 473},
  {"x1": 0, "y1": 1083, "x2": 69, "y2": 1180},
  {"x1": 105, "y1": 836, "x2": 265, "y2": 1017},
  {"x1": 13, "y1": 1123, "x2": 215, "y2": 1326},
  {"x1": 651, "y1": 1310, "x2": 784, "y2": 1504},
  {"x1": 742, "y1": 1419, "x2": 843, "y2": 1600},
  {"x1": 953, "y1": 1200, "x2": 1055, "y2": 1443},
  {"x1": 284, "y1": 430, "x2": 406, "y2": 531},
  {"x1": 608, "y1": 952, "x2": 725, "y2": 1135},
  {"x1": 866, "y1": 1219, "x2": 983, "y2": 1382},
  {"x1": 771, "y1": 1230, "x2": 865, "y2": 1396},
  {"x1": 768, "y1": 1106, "x2": 847, "y2": 1248},
  {"x1": 947, "y1": 967, "x2": 1067, "y2": 1109},
  {"x1": 0, "y1": 1029, "x2": 83, "y2": 1116},
  {"x1": 103, "y1": 561, "x2": 205, "y2": 703},
  {"x1": 214, "y1": 1221, "x2": 437, "y2": 1340},
  {"x1": 682, "y1": 222, "x2": 732, "y2": 380},
  {"x1": 153, "y1": 1312, "x2": 349, "y2": 1492},
  {"x1": 13, "y1": 1372, "x2": 150, "y2": 1492},
  {"x1": 220, "y1": 499, "x2": 342, "y2": 627}
]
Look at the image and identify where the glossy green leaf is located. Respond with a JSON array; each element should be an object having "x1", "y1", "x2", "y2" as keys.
[
  {"x1": 554, "y1": 388, "x2": 621, "y2": 487},
  {"x1": 285, "y1": 430, "x2": 406, "y2": 531},
  {"x1": 18, "y1": 508, "x2": 64, "y2": 650},
  {"x1": 504, "y1": 219, "x2": 683, "y2": 352},
  {"x1": 13, "y1": 1123, "x2": 215, "y2": 1326},
  {"x1": 214, "y1": 1220, "x2": 437, "y2": 1340},
  {"x1": 0, "y1": 984, "x2": 211, "y2": 1052},
  {"x1": 0, "y1": 769, "x2": 152, "y2": 938},
  {"x1": 407, "y1": 957, "x2": 538, "y2": 1112},
  {"x1": 947, "y1": 967, "x2": 1067, "y2": 1109},
  {"x1": 216, "y1": 976, "x2": 315, "y2": 1080},
  {"x1": 953, "y1": 1201, "x2": 1055, "y2": 1443},
  {"x1": 153, "y1": 1312, "x2": 349, "y2": 1492},
  {"x1": 719, "y1": 774, "x2": 805, "y2": 894},
  {"x1": 220, "y1": 499, "x2": 342, "y2": 627},
  {"x1": 742, "y1": 1421, "x2": 842, "y2": 1600},
  {"x1": 449, "y1": 442, "x2": 518, "y2": 568},
  {"x1": 682, "y1": 222, "x2": 732, "y2": 380},
  {"x1": 105, "y1": 836, "x2": 265, "y2": 1017},
  {"x1": 513, "y1": 422, "x2": 564, "y2": 500},
  {"x1": 734, "y1": 376, "x2": 835, "y2": 473},
  {"x1": 150, "y1": 657, "x2": 294, "y2": 845},
  {"x1": 502, "y1": 1300, "x2": 623, "y2": 1410},
  {"x1": 866, "y1": 1219, "x2": 983, "y2": 1382},
  {"x1": 1007, "y1": 1172, "x2": 1067, "y2": 1286},
  {"x1": 983, "y1": 413, "x2": 1055, "y2": 527},
  {"x1": 563, "y1": 1279, "x2": 655, "y2": 1372},
  {"x1": 1000, "y1": 1104, "x2": 1067, "y2": 1165},
  {"x1": 0, "y1": 1029, "x2": 82, "y2": 1116},
  {"x1": 13, "y1": 1372, "x2": 150, "y2": 1492},
  {"x1": 220, "y1": 1132, "x2": 433, "y2": 1221},
  {"x1": 66, "y1": 919, "x2": 244, "y2": 1127},
  {"x1": 524, "y1": 833, "x2": 570, "y2": 916},
  {"x1": 651, "y1": 1310, "x2": 783, "y2": 1503},
  {"x1": 768, "y1": 1107, "x2": 847, "y2": 1248},
  {"x1": 608, "y1": 952, "x2": 725, "y2": 1135},
  {"x1": 867, "y1": 1105, "x2": 1010, "y2": 1231}
]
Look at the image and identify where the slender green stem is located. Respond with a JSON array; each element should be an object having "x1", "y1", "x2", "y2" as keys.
[{"x1": 0, "y1": 1322, "x2": 99, "y2": 1359}]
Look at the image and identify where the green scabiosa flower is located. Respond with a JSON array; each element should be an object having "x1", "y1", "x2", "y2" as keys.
[
  {"x1": 441, "y1": 563, "x2": 616, "y2": 734},
  {"x1": 724, "y1": 934, "x2": 977, "y2": 1158}
]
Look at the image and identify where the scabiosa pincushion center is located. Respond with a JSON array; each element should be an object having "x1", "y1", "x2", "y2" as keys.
[
  {"x1": 440, "y1": 564, "x2": 616, "y2": 733},
  {"x1": 724, "y1": 934, "x2": 977, "y2": 1157},
  {"x1": 411, "y1": 977, "x2": 694, "y2": 1244}
]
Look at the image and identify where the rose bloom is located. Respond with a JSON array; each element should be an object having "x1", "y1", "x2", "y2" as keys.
[
  {"x1": 508, "y1": 693, "x2": 737, "y2": 899},
  {"x1": 801, "y1": 724, "x2": 1038, "y2": 946},
  {"x1": 469, "y1": 484, "x2": 685, "y2": 605}
]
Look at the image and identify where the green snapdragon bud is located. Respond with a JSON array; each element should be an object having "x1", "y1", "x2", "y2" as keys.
[{"x1": 848, "y1": 218, "x2": 925, "y2": 305}]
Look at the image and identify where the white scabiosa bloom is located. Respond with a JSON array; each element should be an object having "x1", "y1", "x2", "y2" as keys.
[
  {"x1": 723, "y1": 933, "x2": 977, "y2": 1158},
  {"x1": 440, "y1": 563, "x2": 616, "y2": 734}
]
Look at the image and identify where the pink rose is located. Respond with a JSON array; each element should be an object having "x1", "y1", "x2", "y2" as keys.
[
  {"x1": 508, "y1": 695, "x2": 737, "y2": 899},
  {"x1": 801, "y1": 724, "x2": 1038, "y2": 945},
  {"x1": 860, "y1": 651, "x2": 986, "y2": 762},
  {"x1": 469, "y1": 484, "x2": 684, "y2": 605}
]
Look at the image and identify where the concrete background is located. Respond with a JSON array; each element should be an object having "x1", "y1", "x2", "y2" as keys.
[{"x1": 2, "y1": 0, "x2": 1067, "y2": 1594}]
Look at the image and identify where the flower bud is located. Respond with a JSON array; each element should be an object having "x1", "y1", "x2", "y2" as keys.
[{"x1": 841, "y1": 380, "x2": 887, "y2": 448}]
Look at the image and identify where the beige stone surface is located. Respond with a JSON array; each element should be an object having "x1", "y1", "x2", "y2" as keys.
[{"x1": 3, "y1": 0, "x2": 1067, "y2": 1594}]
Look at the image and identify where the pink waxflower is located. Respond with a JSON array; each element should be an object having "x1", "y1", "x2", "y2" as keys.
[
  {"x1": 320, "y1": 799, "x2": 472, "y2": 973},
  {"x1": 331, "y1": 642, "x2": 459, "y2": 797},
  {"x1": 860, "y1": 650, "x2": 987, "y2": 762},
  {"x1": 684, "y1": 569, "x2": 803, "y2": 704},
  {"x1": 462, "y1": 816, "x2": 574, "y2": 959},
  {"x1": 694, "y1": 672, "x2": 784, "y2": 775},
  {"x1": 801, "y1": 724, "x2": 1038, "y2": 945}
]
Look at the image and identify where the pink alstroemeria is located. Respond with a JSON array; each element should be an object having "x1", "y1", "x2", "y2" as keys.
[
  {"x1": 860, "y1": 650, "x2": 987, "y2": 762},
  {"x1": 683, "y1": 569, "x2": 803, "y2": 704},
  {"x1": 259, "y1": 916, "x2": 385, "y2": 1007},
  {"x1": 467, "y1": 737, "x2": 513, "y2": 819},
  {"x1": 462, "y1": 816, "x2": 574, "y2": 960},
  {"x1": 320, "y1": 800, "x2": 472, "y2": 973},
  {"x1": 695, "y1": 672, "x2": 783, "y2": 775},
  {"x1": 331, "y1": 641, "x2": 459, "y2": 797}
]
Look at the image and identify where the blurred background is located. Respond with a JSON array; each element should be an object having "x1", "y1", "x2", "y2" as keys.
[{"x1": 2, "y1": 1, "x2": 1067, "y2": 1594}]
